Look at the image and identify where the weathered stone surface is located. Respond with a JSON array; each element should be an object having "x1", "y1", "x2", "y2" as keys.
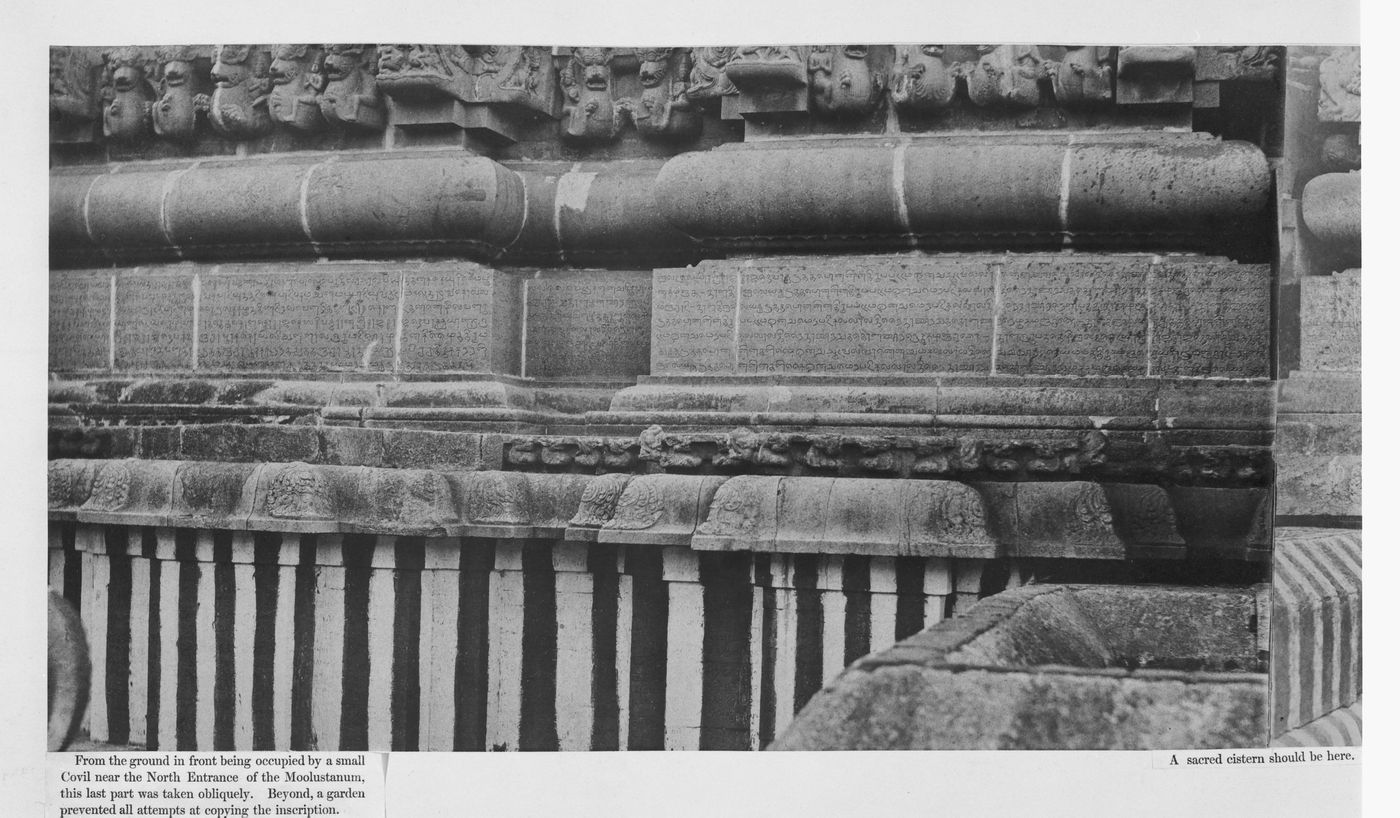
[
  {"x1": 975, "y1": 482, "x2": 1125, "y2": 559},
  {"x1": 565, "y1": 474, "x2": 635, "y2": 542},
  {"x1": 1168, "y1": 486, "x2": 1272, "y2": 558},
  {"x1": 77, "y1": 459, "x2": 179, "y2": 525},
  {"x1": 774, "y1": 583, "x2": 1269, "y2": 749},
  {"x1": 656, "y1": 137, "x2": 1269, "y2": 252},
  {"x1": 1300, "y1": 269, "x2": 1361, "y2": 372},
  {"x1": 52, "y1": 152, "x2": 528, "y2": 265},
  {"x1": 171, "y1": 461, "x2": 260, "y2": 528},
  {"x1": 598, "y1": 474, "x2": 727, "y2": 546},
  {"x1": 996, "y1": 256, "x2": 1147, "y2": 376},
  {"x1": 1150, "y1": 259, "x2": 1271, "y2": 377},
  {"x1": 1072, "y1": 585, "x2": 1264, "y2": 671},
  {"x1": 1101, "y1": 483, "x2": 1186, "y2": 558},
  {"x1": 381, "y1": 430, "x2": 483, "y2": 470},
  {"x1": 525, "y1": 271, "x2": 652, "y2": 378},
  {"x1": 692, "y1": 476, "x2": 999, "y2": 558},
  {"x1": 457, "y1": 472, "x2": 595, "y2": 538},
  {"x1": 1276, "y1": 454, "x2": 1361, "y2": 518},
  {"x1": 50, "y1": 271, "x2": 111, "y2": 371},
  {"x1": 1301, "y1": 172, "x2": 1361, "y2": 250}
]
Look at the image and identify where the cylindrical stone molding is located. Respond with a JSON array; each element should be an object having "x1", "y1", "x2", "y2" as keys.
[
  {"x1": 51, "y1": 151, "x2": 527, "y2": 265},
  {"x1": 654, "y1": 136, "x2": 1270, "y2": 252},
  {"x1": 1301, "y1": 171, "x2": 1361, "y2": 252}
]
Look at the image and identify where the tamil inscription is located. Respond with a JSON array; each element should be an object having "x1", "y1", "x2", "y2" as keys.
[
  {"x1": 50, "y1": 270, "x2": 112, "y2": 372},
  {"x1": 995, "y1": 256, "x2": 1150, "y2": 376},
  {"x1": 526, "y1": 270, "x2": 652, "y2": 378},
  {"x1": 198, "y1": 265, "x2": 398, "y2": 373},
  {"x1": 1150, "y1": 259, "x2": 1271, "y2": 378},
  {"x1": 114, "y1": 269, "x2": 195, "y2": 370},
  {"x1": 399, "y1": 265, "x2": 520, "y2": 374},
  {"x1": 651, "y1": 265, "x2": 739, "y2": 375}
]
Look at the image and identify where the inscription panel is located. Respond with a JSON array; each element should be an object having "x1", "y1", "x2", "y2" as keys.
[
  {"x1": 400, "y1": 266, "x2": 518, "y2": 373},
  {"x1": 114, "y1": 270, "x2": 195, "y2": 370},
  {"x1": 651, "y1": 265, "x2": 739, "y2": 375},
  {"x1": 526, "y1": 271, "x2": 652, "y2": 378},
  {"x1": 50, "y1": 270, "x2": 111, "y2": 371},
  {"x1": 1151, "y1": 260, "x2": 1271, "y2": 377},
  {"x1": 996, "y1": 257, "x2": 1150, "y2": 376},
  {"x1": 1299, "y1": 269, "x2": 1360, "y2": 372},
  {"x1": 736, "y1": 259, "x2": 994, "y2": 373},
  {"x1": 199, "y1": 266, "x2": 397, "y2": 373}
]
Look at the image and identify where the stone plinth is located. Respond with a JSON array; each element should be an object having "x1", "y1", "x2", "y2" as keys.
[{"x1": 649, "y1": 254, "x2": 1270, "y2": 379}]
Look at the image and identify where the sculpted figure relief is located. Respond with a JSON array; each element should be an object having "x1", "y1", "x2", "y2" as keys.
[
  {"x1": 1050, "y1": 46, "x2": 1114, "y2": 104},
  {"x1": 726, "y1": 45, "x2": 808, "y2": 88},
  {"x1": 268, "y1": 44, "x2": 326, "y2": 131},
  {"x1": 376, "y1": 44, "x2": 472, "y2": 98},
  {"x1": 207, "y1": 45, "x2": 273, "y2": 140},
  {"x1": 51, "y1": 47, "x2": 100, "y2": 138},
  {"x1": 686, "y1": 47, "x2": 738, "y2": 99},
  {"x1": 319, "y1": 44, "x2": 384, "y2": 129},
  {"x1": 1318, "y1": 47, "x2": 1361, "y2": 122},
  {"x1": 809, "y1": 45, "x2": 886, "y2": 117},
  {"x1": 101, "y1": 47, "x2": 157, "y2": 141},
  {"x1": 629, "y1": 47, "x2": 701, "y2": 140},
  {"x1": 890, "y1": 45, "x2": 956, "y2": 112},
  {"x1": 152, "y1": 45, "x2": 208, "y2": 140},
  {"x1": 560, "y1": 47, "x2": 621, "y2": 144},
  {"x1": 967, "y1": 44, "x2": 1044, "y2": 107}
]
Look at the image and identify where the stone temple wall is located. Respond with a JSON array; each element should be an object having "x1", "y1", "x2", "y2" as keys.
[{"x1": 45, "y1": 44, "x2": 1359, "y2": 751}]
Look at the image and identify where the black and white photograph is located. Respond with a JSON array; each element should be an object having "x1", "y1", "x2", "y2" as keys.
[{"x1": 7, "y1": 2, "x2": 1374, "y2": 815}]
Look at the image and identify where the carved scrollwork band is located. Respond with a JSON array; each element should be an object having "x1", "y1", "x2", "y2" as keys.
[{"x1": 51, "y1": 44, "x2": 1288, "y2": 147}]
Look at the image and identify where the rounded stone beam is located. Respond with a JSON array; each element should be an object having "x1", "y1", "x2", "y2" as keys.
[
  {"x1": 52, "y1": 152, "x2": 526, "y2": 266},
  {"x1": 1301, "y1": 171, "x2": 1361, "y2": 252},
  {"x1": 51, "y1": 152, "x2": 702, "y2": 268},
  {"x1": 654, "y1": 136, "x2": 1271, "y2": 253}
]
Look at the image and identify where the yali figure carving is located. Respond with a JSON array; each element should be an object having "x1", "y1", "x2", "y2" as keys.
[
  {"x1": 208, "y1": 45, "x2": 273, "y2": 140},
  {"x1": 560, "y1": 48, "x2": 621, "y2": 144},
  {"x1": 268, "y1": 44, "x2": 326, "y2": 132},
  {"x1": 1050, "y1": 46, "x2": 1114, "y2": 105},
  {"x1": 318, "y1": 44, "x2": 384, "y2": 130},
  {"x1": 152, "y1": 45, "x2": 208, "y2": 140},
  {"x1": 809, "y1": 45, "x2": 886, "y2": 117},
  {"x1": 630, "y1": 48, "x2": 701, "y2": 140},
  {"x1": 967, "y1": 44, "x2": 1044, "y2": 107},
  {"x1": 890, "y1": 45, "x2": 956, "y2": 113},
  {"x1": 101, "y1": 47, "x2": 157, "y2": 141}
]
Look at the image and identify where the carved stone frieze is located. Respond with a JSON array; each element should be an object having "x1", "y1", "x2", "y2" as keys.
[
  {"x1": 1048, "y1": 46, "x2": 1114, "y2": 105},
  {"x1": 686, "y1": 47, "x2": 738, "y2": 99},
  {"x1": 152, "y1": 45, "x2": 209, "y2": 140},
  {"x1": 1318, "y1": 47, "x2": 1360, "y2": 122},
  {"x1": 722, "y1": 45, "x2": 811, "y2": 117},
  {"x1": 628, "y1": 47, "x2": 701, "y2": 140},
  {"x1": 100, "y1": 47, "x2": 157, "y2": 141},
  {"x1": 808, "y1": 45, "x2": 888, "y2": 117},
  {"x1": 560, "y1": 47, "x2": 622, "y2": 144},
  {"x1": 966, "y1": 45, "x2": 1044, "y2": 108},
  {"x1": 375, "y1": 44, "x2": 471, "y2": 98},
  {"x1": 268, "y1": 44, "x2": 326, "y2": 132},
  {"x1": 1195, "y1": 46, "x2": 1281, "y2": 82},
  {"x1": 265, "y1": 462, "x2": 333, "y2": 519},
  {"x1": 51, "y1": 46, "x2": 102, "y2": 142},
  {"x1": 890, "y1": 45, "x2": 957, "y2": 113},
  {"x1": 207, "y1": 45, "x2": 273, "y2": 140},
  {"x1": 318, "y1": 44, "x2": 384, "y2": 130}
]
